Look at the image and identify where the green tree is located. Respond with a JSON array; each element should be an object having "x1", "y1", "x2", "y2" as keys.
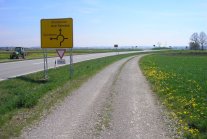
[
  {"x1": 189, "y1": 33, "x2": 200, "y2": 50},
  {"x1": 199, "y1": 32, "x2": 207, "y2": 50},
  {"x1": 189, "y1": 42, "x2": 200, "y2": 50}
]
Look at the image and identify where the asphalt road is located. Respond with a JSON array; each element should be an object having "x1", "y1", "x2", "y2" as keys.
[
  {"x1": 21, "y1": 55, "x2": 171, "y2": 139},
  {"x1": 0, "y1": 50, "x2": 154, "y2": 81}
]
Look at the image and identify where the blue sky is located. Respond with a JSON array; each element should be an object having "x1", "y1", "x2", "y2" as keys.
[{"x1": 0, "y1": 0, "x2": 207, "y2": 47}]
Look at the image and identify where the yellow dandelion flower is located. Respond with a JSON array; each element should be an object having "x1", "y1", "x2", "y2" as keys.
[
  {"x1": 184, "y1": 126, "x2": 188, "y2": 131},
  {"x1": 192, "y1": 103, "x2": 196, "y2": 108}
]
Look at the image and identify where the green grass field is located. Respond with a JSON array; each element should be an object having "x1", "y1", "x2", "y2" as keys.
[
  {"x1": 0, "y1": 52, "x2": 140, "y2": 138},
  {"x1": 140, "y1": 52, "x2": 207, "y2": 139}
]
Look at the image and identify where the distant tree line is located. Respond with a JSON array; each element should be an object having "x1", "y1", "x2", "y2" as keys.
[{"x1": 189, "y1": 32, "x2": 207, "y2": 50}]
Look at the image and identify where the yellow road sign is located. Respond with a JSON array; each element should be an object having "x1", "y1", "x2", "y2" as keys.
[{"x1": 41, "y1": 18, "x2": 73, "y2": 48}]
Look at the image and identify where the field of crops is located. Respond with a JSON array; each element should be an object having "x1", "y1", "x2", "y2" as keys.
[{"x1": 140, "y1": 52, "x2": 207, "y2": 138}]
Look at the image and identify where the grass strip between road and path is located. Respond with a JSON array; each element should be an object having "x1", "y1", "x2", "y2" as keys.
[
  {"x1": 139, "y1": 52, "x2": 207, "y2": 139},
  {"x1": 0, "y1": 52, "x2": 141, "y2": 138}
]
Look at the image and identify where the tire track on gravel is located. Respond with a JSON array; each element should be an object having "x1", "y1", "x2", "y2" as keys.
[
  {"x1": 93, "y1": 57, "x2": 135, "y2": 136},
  {"x1": 99, "y1": 56, "x2": 170, "y2": 139}
]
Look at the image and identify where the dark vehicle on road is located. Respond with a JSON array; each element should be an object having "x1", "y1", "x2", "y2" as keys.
[{"x1": 10, "y1": 47, "x2": 26, "y2": 59}]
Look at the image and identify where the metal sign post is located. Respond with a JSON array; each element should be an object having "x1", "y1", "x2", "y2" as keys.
[
  {"x1": 43, "y1": 48, "x2": 48, "y2": 79},
  {"x1": 69, "y1": 48, "x2": 73, "y2": 79}
]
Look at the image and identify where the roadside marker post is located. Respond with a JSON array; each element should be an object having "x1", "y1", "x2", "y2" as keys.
[
  {"x1": 41, "y1": 18, "x2": 73, "y2": 80},
  {"x1": 54, "y1": 59, "x2": 57, "y2": 68}
]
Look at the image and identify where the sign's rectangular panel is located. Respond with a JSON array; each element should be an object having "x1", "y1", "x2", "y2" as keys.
[{"x1": 41, "y1": 18, "x2": 73, "y2": 48}]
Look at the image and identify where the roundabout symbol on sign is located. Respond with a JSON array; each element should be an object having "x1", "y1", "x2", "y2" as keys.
[{"x1": 50, "y1": 28, "x2": 68, "y2": 46}]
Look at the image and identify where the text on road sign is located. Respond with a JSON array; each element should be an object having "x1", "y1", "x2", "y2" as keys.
[{"x1": 41, "y1": 18, "x2": 73, "y2": 48}]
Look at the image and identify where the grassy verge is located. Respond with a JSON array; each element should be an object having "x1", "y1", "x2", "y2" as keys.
[
  {"x1": 139, "y1": 53, "x2": 207, "y2": 139},
  {"x1": 0, "y1": 52, "x2": 140, "y2": 138}
]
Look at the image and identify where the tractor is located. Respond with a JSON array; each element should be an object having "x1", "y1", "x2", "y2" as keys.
[{"x1": 10, "y1": 47, "x2": 26, "y2": 59}]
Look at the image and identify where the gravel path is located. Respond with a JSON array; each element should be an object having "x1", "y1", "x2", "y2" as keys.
[{"x1": 21, "y1": 55, "x2": 171, "y2": 139}]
